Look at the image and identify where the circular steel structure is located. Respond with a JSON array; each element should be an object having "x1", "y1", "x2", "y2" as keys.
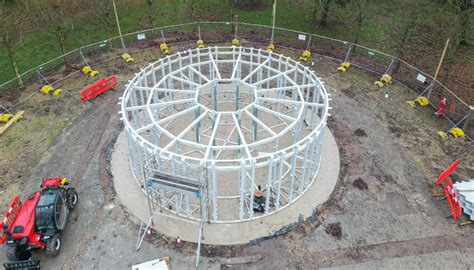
[{"x1": 121, "y1": 46, "x2": 330, "y2": 223}]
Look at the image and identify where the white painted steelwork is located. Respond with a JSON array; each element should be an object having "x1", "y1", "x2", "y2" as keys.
[{"x1": 121, "y1": 46, "x2": 330, "y2": 223}]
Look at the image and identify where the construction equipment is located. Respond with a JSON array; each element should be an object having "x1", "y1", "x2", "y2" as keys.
[
  {"x1": 4, "y1": 259, "x2": 40, "y2": 270},
  {"x1": 0, "y1": 177, "x2": 78, "y2": 262}
]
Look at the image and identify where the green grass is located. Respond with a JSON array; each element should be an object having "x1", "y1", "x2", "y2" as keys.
[{"x1": 0, "y1": 0, "x2": 472, "y2": 88}]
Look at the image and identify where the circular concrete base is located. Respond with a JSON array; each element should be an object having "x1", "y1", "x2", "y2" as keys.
[{"x1": 111, "y1": 125, "x2": 339, "y2": 245}]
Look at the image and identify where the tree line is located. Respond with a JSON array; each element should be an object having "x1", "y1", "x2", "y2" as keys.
[{"x1": 0, "y1": 0, "x2": 472, "y2": 87}]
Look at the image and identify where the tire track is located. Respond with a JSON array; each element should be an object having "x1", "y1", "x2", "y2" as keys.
[
  {"x1": 58, "y1": 93, "x2": 122, "y2": 269},
  {"x1": 306, "y1": 232, "x2": 474, "y2": 268}
]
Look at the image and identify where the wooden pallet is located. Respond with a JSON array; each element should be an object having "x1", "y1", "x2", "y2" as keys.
[{"x1": 0, "y1": 111, "x2": 24, "y2": 135}]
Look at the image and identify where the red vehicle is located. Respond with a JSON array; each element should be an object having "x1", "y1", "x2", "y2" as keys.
[{"x1": 0, "y1": 177, "x2": 78, "y2": 261}]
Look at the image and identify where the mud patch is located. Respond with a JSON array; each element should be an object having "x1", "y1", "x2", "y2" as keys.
[
  {"x1": 353, "y1": 178, "x2": 368, "y2": 190},
  {"x1": 354, "y1": 129, "x2": 367, "y2": 137},
  {"x1": 325, "y1": 222, "x2": 342, "y2": 239}
]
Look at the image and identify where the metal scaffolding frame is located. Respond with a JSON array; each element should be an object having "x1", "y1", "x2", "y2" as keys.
[{"x1": 120, "y1": 46, "x2": 330, "y2": 223}]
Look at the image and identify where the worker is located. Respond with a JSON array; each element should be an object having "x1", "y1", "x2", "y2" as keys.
[{"x1": 253, "y1": 185, "x2": 265, "y2": 213}]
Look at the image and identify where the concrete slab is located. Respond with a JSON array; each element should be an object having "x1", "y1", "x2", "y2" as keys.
[{"x1": 112, "y1": 124, "x2": 339, "y2": 245}]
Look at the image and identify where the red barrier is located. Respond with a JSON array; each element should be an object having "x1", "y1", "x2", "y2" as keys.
[
  {"x1": 80, "y1": 75, "x2": 118, "y2": 103},
  {"x1": 0, "y1": 197, "x2": 22, "y2": 244},
  {"x1": 436, "y1": 160, "x2": 459, "y2": 186},
  {"x1": 444, "y1": 180, "x2": 462, "y2": 221}
]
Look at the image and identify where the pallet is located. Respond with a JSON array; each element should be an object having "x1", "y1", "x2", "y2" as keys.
[{"x1": 0, "y1": 110, "x2": 24, "y2": 135}]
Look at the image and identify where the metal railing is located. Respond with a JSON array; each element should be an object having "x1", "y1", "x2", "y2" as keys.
[{"x1": 0, "y1": 21, "x2": 471, "y2": 140}]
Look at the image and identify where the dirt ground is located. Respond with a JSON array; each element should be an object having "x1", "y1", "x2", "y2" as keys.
[{"x1": 0, "y1": 39, "x2": 473, "y2": 269}]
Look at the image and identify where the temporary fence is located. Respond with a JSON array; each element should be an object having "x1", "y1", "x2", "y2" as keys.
[
  {"x1": 80, "y1": 75, "x2": 118, "y2": 103},
  {"x1": 0, "y1": 21, "x2": 471, "y2": 140}
]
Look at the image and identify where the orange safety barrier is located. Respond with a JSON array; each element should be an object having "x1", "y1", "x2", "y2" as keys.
[
  {"x1": 444, "y1": 180, "x2": 463, "y2": 221},
  {"x1": 80, "y1": 75, "x2": 118, "y2": 103},
  {"x1": 0, "y1": 197, "x2": 22, "y2": 244},
  {"x1": 436, "y1": 160, "x2": 462, "y2": 221},
  {"x1": 436, "y1": 160, "x2": 459, "y2": 186}
]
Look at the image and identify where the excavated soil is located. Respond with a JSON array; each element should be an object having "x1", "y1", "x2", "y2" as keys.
[{"x1": 0, "y1": 38, "x2": 473, "y2": 269}]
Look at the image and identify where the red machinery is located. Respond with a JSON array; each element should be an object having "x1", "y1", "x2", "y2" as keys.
[
  {"x1": 0, "y1": 177, "x2": 78, "y2": 262},
  {"x1": 80, "y1": 75, "x2": 118, "y2": 103}
]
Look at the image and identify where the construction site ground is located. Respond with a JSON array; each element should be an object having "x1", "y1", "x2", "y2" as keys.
[{"x1": 0, "y1": 41, "x2": 473, "y2": 269}]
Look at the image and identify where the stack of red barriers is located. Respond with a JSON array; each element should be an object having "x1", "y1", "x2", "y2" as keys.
[{"x1": 80, "y1": 75, "x2": 118, "y2": 103}]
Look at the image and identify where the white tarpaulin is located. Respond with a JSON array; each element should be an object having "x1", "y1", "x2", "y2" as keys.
[
  {"x1": 132, "y1": 257, "x2": 170, "y2": 270},
  {"x1": 454, "y1": 179, "x2": 474, "y2": 221}
]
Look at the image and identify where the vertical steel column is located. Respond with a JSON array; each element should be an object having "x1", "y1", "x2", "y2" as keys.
[
  {"x1": 211, "y1": 161, "x2": 217, "y2": 221},
  {"x1": 275, "y1": 153, "x2": 284, "y2": 210},
  {"x1": 239, "y1": 162, "x2": 247, "y2": 220},
  {"x1": 195, "y1": 105, "x2": 201, "y2": 143},
  {"x1": 248, "y1": 160, "x2": 256, "y2": 219},
  {"x1": 311, "y1": 85, "x2": 321, "y2": 129},
  {"x1": 168, "y1": 58, "x2": 175, "y2": 104},
  {"x1": 299, "y1": 138, "x2": 312, "y2": 193},
  {"x1": 252, "y1": 106, "x2": 258, "y2": 142},
  {"x1": 151, "y1": 63, "x2": 157, "y2": 85},
  {"x1": 266, "y1": 56, "x2": 271, "y2": 89},
  {"x1": 197, "y1": 50, "x2": 203, "y2": 83},
  {"x1": 288, "y1": 146, "x2": 298, "y2": 201},
  {"x1": 185, "y1": 195, "x2": 191, "y2": 218},
  {"x1": 212, "y1": 81, "x2": 218, "y2": 111},
  {"x1": 236, "y1": 112, "x2": 242, "y2": 147},
  {"x1": 305, "y1": 136, "x2": 317, "y2": 188},
  {"x1": 264, "y1": 156, "x2": 274, "y2": 213},
  {"x1": 235, "y1": 80, "x2": 240, "y2": 111}
]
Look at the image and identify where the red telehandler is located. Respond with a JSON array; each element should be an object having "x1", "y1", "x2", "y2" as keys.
[{"x1": 1, "y1": 177, "x2": 78, "y2": 268}]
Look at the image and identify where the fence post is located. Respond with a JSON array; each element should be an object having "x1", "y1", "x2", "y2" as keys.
[{"x1": 427, "y1": 38, "x2": 450, "y2": 100}]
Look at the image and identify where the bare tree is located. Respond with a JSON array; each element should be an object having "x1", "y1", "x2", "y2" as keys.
[
  {"x1": 445, "y1": 0, "x2": 473, "y2": 46},
  {"x1": 33, "y1": 0, "x2": 81, "y2": 67},
  {"x1": 87, "y1": 0, "x2": 117, "y2": 50},
  {"x1": 145, "y1": 0, "x2": 157, "y2": 38},
  {"x1": 0, "y1": 1, "x2": 29, "y2": 86},
  {"x1": 235, "y1": 0, "x2": 266, "y2": 9},
  {"x1": 314, "y1": 0, "x2": 332, "y2": 27},
  {"x1": 349, "y1": 0, "x2": 368, "y2": 45}
]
